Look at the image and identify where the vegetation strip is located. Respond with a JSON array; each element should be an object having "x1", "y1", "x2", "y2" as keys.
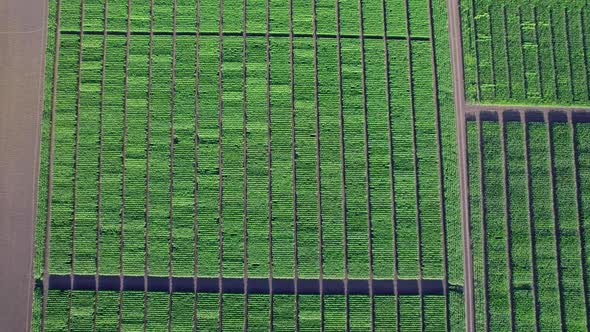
[
  {"x1": 333, "y1": 0, "x2": 349, "y2": 329},
  {"x1": 59, "y1": 29, "x2": 430, "y2": 40},
  {"x1": 67, "y1": 0, "x2": 85, "y2": 329},
  {"x1": 40, "y1": 0, "x2": 62, "y2": 330},
  {"x1": 42, "y1": 275, "x2": 444, "y2": 295}
]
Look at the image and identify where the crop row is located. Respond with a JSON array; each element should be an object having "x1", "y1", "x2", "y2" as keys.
[
  {"x1": 462, "y1": 1, "x2": 590, "y2": 105},
  {"x1": 467, "y1": 118, "x2": 589, "y2": 331},
  {"x1": 56, "y1": 0, "x2": 432, "y2": 38},
  {"x1": 39, "y1": 290, "x2": 446, "y2": 331}
]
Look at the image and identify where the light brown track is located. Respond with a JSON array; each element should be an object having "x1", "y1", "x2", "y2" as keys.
[
  {"x1": 474, "y1": 113, "x2": 489, "y2": 331},
  {"x1": 287, "y1": 0, "x2": 299, "y2": 329},
  {"x1": 498, "y1": 112, "x2": 516, "y2": 332},
  {"x1": 402, "y1": 0, "x2": 424, "y2": 328},
  {"x1": 41, "y1": 0, "x2": 61, "y2": 330},
  {"x1": 519, "y1": 110, "x2": 540, "y2": 332},
  {"x1": 380, "y1": 0, "x2": 400, "y2": 329},
  {"x1": 68, "y1": 1, "x2": 86, "y2": 329},
  {"x1": 544, "y1": 111, "x2": 567, "y2": 330},
  {"x1": 356, "y1": 0, "x2": 376, "y2": 328},
  {"x1": 1, "y1": 0, "x2": 47, "y2": 327},
  {"x1": 217, "y1": 0, "x2": 224, "y2": 327},
  {"x1": 570, "y1": 112, "x2": 590, "y2": 332},
  {"x1": 117, "y1": 0, "x2": 132, "y2": 329},
  {"x1": 311, "y1": 1, "x2": 324, "y2": 331},
  {"x1": 192, "y1": 1, "x2": 201, "y2": 330},
  {"x1": 333, "y1": 0, "x2": 349, "y2": 329},
  {"x1": 143, "y1": 0, "x2": 155, "y2": 328},
  {"x1": 426, "y1": 0, "x2": 450, "y2": 328},
  {"x1": 446, "y1": 0, "x2": 475, "y2": 330},
  {"x1": 264, "y1": 0, "x2": 274, "y2": 328},
  {"x1": 94, "y1": 0, "x2": 109, "y2": 329},
  {"x1": 168, "y1": 0, "x2": 178, "y2": 330},
  {"x1": 241, "y1": 0, "x2": 249, "y2": 329}
]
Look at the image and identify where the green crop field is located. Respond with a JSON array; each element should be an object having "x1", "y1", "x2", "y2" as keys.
[
  {"x1": 461, "y1": 0, "x2": 590, "y2": 106},
  {"x1": 31, "y1": 0, "x2": 467, "y2": 330},
  {"x1": 467, "y1": 114, "x2": 590, "y2": 331},
  {"x1": 26, "y1": 0, "x2": 590, "y2": 329}
]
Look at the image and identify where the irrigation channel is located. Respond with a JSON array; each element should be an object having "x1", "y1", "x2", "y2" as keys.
[{"x1": 43, "y1": 275, "x2": 444, "y2": 295}]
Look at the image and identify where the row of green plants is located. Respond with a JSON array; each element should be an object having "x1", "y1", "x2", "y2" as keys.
[
  {"x1": 293, "y1": 38, "x2": 321, "y2": 279},
  {"x1": 389, "y1": 40, "x2": 419, "y2": 279},
  {"x1": 551, "y1": 123, "x2": 586, "y2": 331},
  {"x1": 73, "y1": 35, "x2": 103, "y2": 275},
  {"x1": 462, "y1": 1, "x2": 590, "y2": 105},
  {"x1": 469, "y1": 120, "x2": 590, "y2": 330},
  {"x1": 221, "y1": 36, "x2": 246, "y2": 278},
  {"x1": 42, "y1": 290, "x2": 448, "y2": 330},
  {"x1": 412, "y1": 41, "x2": 444, "y2": 280},
  {"x1": 49, "y1": 34, "x2": 80, "y2": 275},
  {"x1": 171, "y1": 36, "x2": 198, "y2": 277},
  {"x1": 576, "y1": 123, "x2": 590, "y2": 318},
  {"x1": 481, "y1": 122, "x2": 511, "y2": 330},
  {"x1": 504, "y1": 122, "x2": 536, "y2": 331}
]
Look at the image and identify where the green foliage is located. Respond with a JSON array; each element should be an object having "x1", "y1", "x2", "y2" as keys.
[{"x1": 462, "y1": 1, "x2": 590, "y2": 106}]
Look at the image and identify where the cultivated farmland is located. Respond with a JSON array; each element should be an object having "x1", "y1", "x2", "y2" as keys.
[
  {"x1": 32, "y1": 0, "x2": 464, "y2": 330},
  {"x1": 467, "y1": 111, "x2": 590, "y2": 331},
  {"x1": 461, "y1": 0, "x2": 590, "y2": 106}
]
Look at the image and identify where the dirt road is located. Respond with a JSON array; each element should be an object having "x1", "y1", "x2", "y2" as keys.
[
  {"x1": 0, "y1": 0, "x2": 47, "y2": 331},
  {"x1": 446, "y1": 0, "x2": 475, "y2": 330}
]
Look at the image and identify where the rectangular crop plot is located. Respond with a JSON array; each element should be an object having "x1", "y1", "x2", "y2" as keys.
[
  {"x1": 461, "y1": 1, "x2": 590, "y2": 106},
  {"x1": 467, "y1": 112, "x2": 590, "y2": 331},
  {"x1": 34, "y1": 0, "x2": 462, "y2": 329}
]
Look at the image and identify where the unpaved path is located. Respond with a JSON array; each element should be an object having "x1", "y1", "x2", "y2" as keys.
[
  {"x1": 0, "y1": 0, "x2": 47, "y2": 331},
  {"x1": 446, "y1": 0, "x2": 475, "y2": 330}
]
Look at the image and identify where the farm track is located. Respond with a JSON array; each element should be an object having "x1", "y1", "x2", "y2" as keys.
[
  {"x1": 0, "y1": 0, "x2": 47, "y2": 327},
  {"x1": 40, "y1": 0, "x2": 61, "y2": 330},
  {"x1": 403, "y1": 0, "x2": 424, "y2": 328},
  {"x1": 446, "y1": 0, "x2": 476, "y2": 331}
]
